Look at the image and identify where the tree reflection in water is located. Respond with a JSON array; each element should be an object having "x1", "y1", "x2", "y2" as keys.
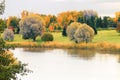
[
  {"x1": 66, "y1": 49, "x2": 96, "y2": 60},
  {"x1": 67, "y1": 49, "x2": 120, "y2": 62},
  {"x1": 23, "y1": 48, "x2": 53, "y2": 52},
  {"x1": 23, "y1": 48, "x2": 120, "y2": 62}
]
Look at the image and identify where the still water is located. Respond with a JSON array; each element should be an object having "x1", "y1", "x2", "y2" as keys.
[{"x1": 11, "y1": 48, "x2": 120, "y2": 80}]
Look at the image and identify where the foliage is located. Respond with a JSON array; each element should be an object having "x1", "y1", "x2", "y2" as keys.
[
  {"x1": 0, "y1": 37, "x2": 29, "y2": 80},
  {"x1": 115, "y1": 12, "x2": 120, "y2": 21},
  {"x1": 21, "y1": 10, "x2": 29, "y2": 18},
  {"x1": 67, "y1": 22, "x2": 81, "y2": 41},
  {"x1": 57, "y1": 11, "x2": 83, "y2": 26},
  {"x1": 7, "y1": 16, "x2": 20, "y2": 34},
  {"x1": 41, "y1": 33, "x2": 54, "y2": 41},
  {"x1": 3, "y1": 29, "x2": 14, "y2": 41},
  {"x1": 48, "y1": 25, "x2": 54, "y2": 32},
  {"x1": 19, "y1": 14, "x2": 45, "y2": 41},
  {"x1": 0, "y1": 18, "x2": 7, "y2": 33},
  {"x1": 67, "y1": 22, "x2": 94, "y2": 43},
  {"x1": 74, "y1": 23, "x2": 94, "y2": 43},
  {"x1": 116, "y1": 22, "x2": 120, "y2": 33}
]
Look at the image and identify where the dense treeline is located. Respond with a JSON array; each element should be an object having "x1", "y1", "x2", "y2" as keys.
[{"x1": 1, "y1": 10, "x2": 120, "y2": 35}]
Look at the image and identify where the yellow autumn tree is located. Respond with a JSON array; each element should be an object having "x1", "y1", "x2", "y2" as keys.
[
  {"x1": 21, "y1": 10, "x2": 29, "y2": 18},
  {"x1": 115, "y1": 12, "x2": 120, "y2": 21}
]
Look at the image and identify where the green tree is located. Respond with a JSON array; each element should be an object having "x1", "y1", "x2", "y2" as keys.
[
  {"x1": 77, "y1": 17, "x2": 84, "y2": 23},
  {"x1": 0, "y1": 19, "x2": 7, "y2": 33},
  {"x1": 62, "y1": 24, "x2": 67, "y2": 36},
  {"x1": 0, "y1": 37, "x2": 29, "y2": 80},
  {"x1": 7, "y1": 16, "x2": 20, "y2": 34},
  {"x1": 83, "y1": 10, "x2": 98, "y2": 34},
  {"x1": 96, "y1": 17, "x2": 102, "y2": 28},
  {"x1": 0, "y1": 0, "x2": 6, "y2": 33},
  {"x1": 102, "y1": 16, "x2": 108, "y2": 28}
]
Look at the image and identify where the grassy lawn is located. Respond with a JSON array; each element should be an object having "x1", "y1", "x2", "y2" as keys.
[
  {"x1": 93, "y1": 30, "x2": 120, "y2": 44},
  {"x1": 13, "y1": 30, "x2": 120, "y2": 44},
  {"x1": 13, "y1": 32, "x2": 71, "y2": 43},
  {"x1": 6, "y1": 30, "x2": 120, "y2": 51}
]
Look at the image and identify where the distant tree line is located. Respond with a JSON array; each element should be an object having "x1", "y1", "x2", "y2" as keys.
[{"x1": 1, "y1": 10, "x2": 120, "y2": 41}]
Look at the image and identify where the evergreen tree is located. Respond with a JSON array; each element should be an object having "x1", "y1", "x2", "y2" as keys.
[
  {"x1": 77, "y1": 17, "x2": 84, "y2": 23},
  {"x1": 62, "y1": 24, "x2": 67, "y2": 36},
  {"x1": 102, "y1": 16, "x2": 108, "y2": 28}
]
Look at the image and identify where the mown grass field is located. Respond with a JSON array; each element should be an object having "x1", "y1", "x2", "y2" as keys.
[
  {"x1": 93, "y1": 30, "x2": 120, "y2": 44},
  {"x1": 13, "y1": 30, "x2": 120, "y2": 44}
]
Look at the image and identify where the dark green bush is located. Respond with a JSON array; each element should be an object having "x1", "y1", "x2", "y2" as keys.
[{"x1": 41, "y1": 33, "x2": 54, "y2": 41}]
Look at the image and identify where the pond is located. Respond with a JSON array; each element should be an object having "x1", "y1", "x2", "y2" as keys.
[{"x1": 11, "y1": 48, "x2": 120, "y2": 80}]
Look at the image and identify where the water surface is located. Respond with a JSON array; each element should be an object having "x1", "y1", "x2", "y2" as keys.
[{"x1": 11, "y1": 48, "x2": 120, "y2": 80}]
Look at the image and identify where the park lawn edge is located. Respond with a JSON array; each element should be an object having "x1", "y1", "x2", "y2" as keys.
[
  {"x1": 6, "y1": 41, "x2": 120, "y2": 52},
  {"x1": 5, "y1": 30, "x2": 120, "y2": 53}
]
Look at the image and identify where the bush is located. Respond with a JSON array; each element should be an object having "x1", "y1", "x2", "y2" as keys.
[
  {"x1": 3, "y1": 29, "x2": 14, "y2": 41},
  {"x1": 19, "y1": 14, "x2": 45, "y2": 41},
  {"x1": 67, "y1": 22, "x2": 94, "y2": 43},
  {"x1": 41, "y1": 33, "x2": 54, "y2": 41},
  {"x1": 67, "y1": 22, "x2": 81, "y2": 41},
  {"x1": 74, "y1": 23, "x2": 94, "y2": 43}
]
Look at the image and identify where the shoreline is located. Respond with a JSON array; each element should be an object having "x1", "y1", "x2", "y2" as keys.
[{"x1": 6, "y1": 41, "x2": 120, "y2": 53}]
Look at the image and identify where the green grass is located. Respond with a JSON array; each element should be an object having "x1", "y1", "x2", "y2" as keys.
[
  {"x1": 51, "y1": 32, "x2": 71, "y2": 43},
  {"x1": 6, "y1": 30, "x2": 120, "y2": 51},
  {"x1": 13, "y1": 32, "x2": 71, "y2": 43},
  {"x1": 93, "y1": 30, "x2": 120, "y2": 44},
  {"x1": 12, "y1": 30, "x2": 120, "y2": 44}
]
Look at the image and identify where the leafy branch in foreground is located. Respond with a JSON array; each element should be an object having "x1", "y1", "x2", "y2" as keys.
[{"x1": 0, "y1": 37, "x2": 31, "y2": 80}]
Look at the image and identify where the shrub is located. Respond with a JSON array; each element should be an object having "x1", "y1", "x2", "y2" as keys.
[
  {"x1": 67, "y1": 22, "x2": 94, "y2": 43},
  {"x1": 3, "y1": 29, "x2": 14, "y2": 41},
  {"x1": 67, "y1": 22, "x2": 81, "y2": 41},
  {"x1": 74, "y1": 23, "x2": 94, "y2": 43},
  {"x1": 41, "y1": 33, "x2": 54, "y2": 41},
  {"x1": 19, "y1": 14, "x2": 45, "y2": 41}
]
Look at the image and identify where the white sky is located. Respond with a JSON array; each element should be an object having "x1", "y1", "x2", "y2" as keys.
[{"x1": 1, "y1": 0, "x2": 120, "y2": 18}]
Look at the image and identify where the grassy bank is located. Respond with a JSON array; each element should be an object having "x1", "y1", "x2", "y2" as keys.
[{"x1": 6, "y1": 30, "x2": 120, "y2": 52}]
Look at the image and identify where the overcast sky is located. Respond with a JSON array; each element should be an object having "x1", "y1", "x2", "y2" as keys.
[{"x1": 1, "y1": 0, "x2": 120, "y2": 18}]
